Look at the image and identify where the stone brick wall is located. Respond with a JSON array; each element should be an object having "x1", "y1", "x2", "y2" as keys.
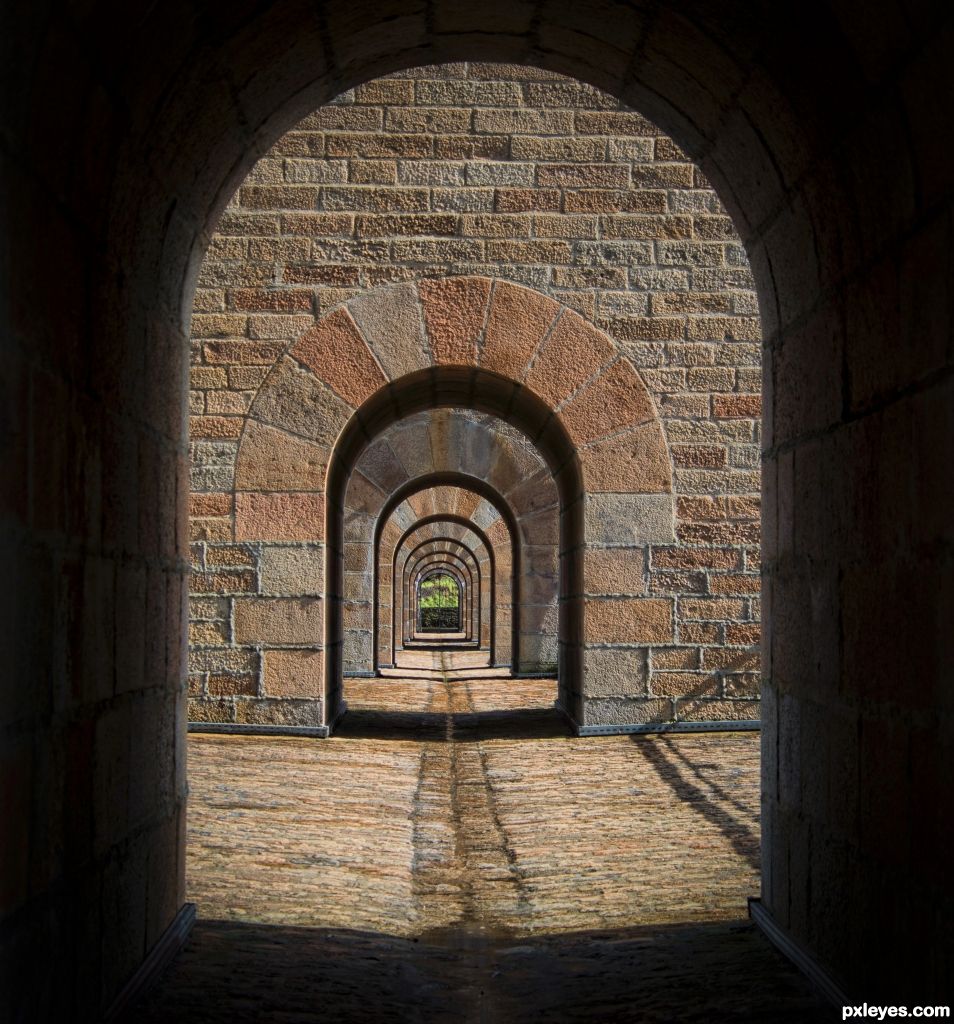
[{"x1": 188, "y1": 62, "x2": 762, "y2": 730}]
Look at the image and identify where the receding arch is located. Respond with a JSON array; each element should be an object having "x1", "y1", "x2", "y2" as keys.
[
  {"x1": 402, "y1": 543, "x2": 481, "y2": 648},
  {"x1": 374, "y1": 478, "x2": 525, "y2": 672},
  {"x1": 394, "y1": 523, "x2": 495, "y2": 664}
]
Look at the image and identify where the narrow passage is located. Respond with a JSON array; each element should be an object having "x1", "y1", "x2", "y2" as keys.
[{"x1": 128, "y1": 656, "x2": 828, "y2": 1022}]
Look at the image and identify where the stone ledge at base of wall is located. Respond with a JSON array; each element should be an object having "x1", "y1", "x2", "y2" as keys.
[
  {"x1": 748, "y1": 898, "x2": 849, "y2": 1007},
  {"x1": 555, "y1": 698, "x2": 760, "y2": 736},
  {"x1": 103, "y1": 903, "x2": 197, "y2": 1023},
  {"x1": 188, "y1": 722, "x2": 332, "y2": 738}
]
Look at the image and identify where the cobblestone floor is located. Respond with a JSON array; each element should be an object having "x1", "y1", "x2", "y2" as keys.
[{"x1": 129, "y1": 652, "x2": 829, "y2": 1022}]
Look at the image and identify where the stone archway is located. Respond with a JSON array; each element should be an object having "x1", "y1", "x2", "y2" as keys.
[{"x1": 219, "y1": 274, "x2": 687, "y2": 734}]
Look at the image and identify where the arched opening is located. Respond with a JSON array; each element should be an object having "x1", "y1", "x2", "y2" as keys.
[
  {"x1": 415, "y1": 570, "x2": 463, "y2": 633},
  {"x1": 16, "y1": 9, "x2": 950, "y2": 1010}
]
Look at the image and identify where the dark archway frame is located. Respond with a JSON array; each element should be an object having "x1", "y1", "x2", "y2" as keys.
[
  {"x1": 414, "y1": 567, "x2": 464, "y2": 634},
  {"x1": 327, "y1": 366, "x2": 584, "y2": 731},
  {"x1": 410, "y1": 558, "x2": 474, "y2": 641},
  {"x1": 395, "y1": 527, "x2": 493, "y2": 664},
  {"x1": 407, "y1": 554, "x2": 476, "y2": 643},
  {"x1": 371, "y1": 471, "x2": 526, "y2": 677},
  {"x1": 404, "y1": 547, "x2": 479, "y2": 646}
]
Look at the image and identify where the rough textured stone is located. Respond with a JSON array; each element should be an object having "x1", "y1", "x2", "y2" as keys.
[
  {"x1": 260, "y1": 545, "x2": 325, "y2": 596},
  {"x1": 559, "y1": 358, "x2": 657, "y2": 444},
  {"x1": 419, "y1": 277, "x2": 492, "y2": 365},
  {"x1": 252, "y1": 357, "x2": 353, "y2": 444},
  {"x1": 235, "y1": 420, "x2": 328, "y2": 490},
  {"x1": 291, "y1": 308, "x2": 388, "y2": 407},
  {"x1": 482, "y1": 280, "x2": 561, "y2": 379},
  {"x1": 343, "y1": 283, "x2": 432, "y2": 380},
  {"x1": 584, "y1": 547, "x2": 646, "y2": 595},
  {"x1": 582, "y1": 646, "x2": 649, "y2": 696},
  {"x1": 524, "y1": 310, "x2": 613, "y2": 407},
  {"x1": 235, "y1": 492, "x2": 325, "y2": 542},
  {"x1": 585, "y1": 598, "x2": 674, "y2": 644},
  {"x1": 263, "y1": 649, "x2": 324, "y2": 696},
  {"x1": 584, "y1": 494, "x2": 675, "y2": 546},
  {"x1": 234, "y1": 598, "x2": 324, "y2": 645},
  {"x1": 580, "y1": 421, "x2": 672, "y2": 493}
]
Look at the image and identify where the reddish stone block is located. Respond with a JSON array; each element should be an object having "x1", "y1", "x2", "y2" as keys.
[
  {"x1": 559, "y1": 358, "x2": 657, "y2": 444},
  {"x1": 291, "y1": 308, "x2": 387, "y2": 407},
  {"x1": 235, "y1": 492, "x2": 325, "y2": 542},
  {"x1": 189, "y1": 493, "x2": 232, "y2": 517},
  {"x1": 584, "y1": 598, "x2": 674, "y2": 643},
  {"x1": 263, "y1": 649, "x2": 324, "y2": 697},
  {"x1": 713, "y1": 393, "x2": 762, "y2": 418},
  {"x1": 419, "y1": 277, "x2": 492, "y2": 365},
  {"x1": 524, "y1": 309, "x2": 613, "y2": 408},
  {"x1": 482, "y1": 281, "x2": 560, "y2": 380}
]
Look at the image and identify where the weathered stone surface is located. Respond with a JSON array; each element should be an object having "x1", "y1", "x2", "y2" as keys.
[
  {"x1": 419, "y1": 276, "x2": 492, "y2": 365},
  {"x1": 234, "y1": 598, "x2": 323, "y2": 644},
  {"x1": 235, "y1": 492, "x2": 325, "y2": 541},
  {"x1": 582, "y1": 646, "x2": 649, "y2": 696},
  {"x1": 259, "y1": 545, "x2": 325, "y2": 596},
  {"x1": 347, "y1": 282, "x2": 431, "y2": 379},
  {"x1": 580, "y1": 420, "x2": 672, "y2": 493},
  {"x1": 263, "y1": 649, "x2": 324, "y2": 697},
  {"x1": 584, "y1": 493, "x2": 675, "y2": 546},
  {"x1": 291, "y1": 307, "x2": 388, "y2": 407},
  {"x1": 585, "y1": 598, "x2": 674, "y2": 643},
  {"x1": 559, "y1": 357, "x2": 656, "y2": 444},
  {"x1": 482, "y1": 280, "x2": 560, "y2": 379},
  {"x1": 584, "y1": 547, "x2": 646, "y2": 595},
  {"x1": 252, "y1": 357, "x2": 353, "y2": 444},
  {"x1": 235, "y1": 420, "x2": 328, "y2": 490},
  {"x1": 524, "y1": 309, "x2": 613, "y2": 408},
  {"x1": 583, "y1": 697, "x2": 673, "y2": 725}
]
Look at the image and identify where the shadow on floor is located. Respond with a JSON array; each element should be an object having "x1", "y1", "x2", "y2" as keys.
[
  {"x1": 335, "y1": 706, "x2": 572, "y2": 742},
  {"x1": 126, "y1": 917, "x2": 830, "y2": 1023},
  {"x1": 631, "y1": 735, "x2": 761, "y2": 872}
]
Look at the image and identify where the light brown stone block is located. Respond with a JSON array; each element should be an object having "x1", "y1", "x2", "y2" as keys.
[
  {"x1": 263, "y1": 649, "x2": 324, "y2": 697},
  {"x1": 235, "y1": 420, "x2": 328, "y2": 490},
  {"x1": 559, "y1": 358, "x2": 656, "y2": 445},
  {"x1": 234, "y1": 598, "x2": 323, "y2": 645},
  {"x1": 524, "y1": 309, "x2": 613, "y2": 408},
  {"x1": 585, "y1": 598, "x2": 674, "y2": 643},
  {"x1": 482, "y1": 281, "x2": 560, "y2": 379},
  {"x1": 291, "y1": 307, "x2": 387, "y2": 407},
  {"x1": 580, "y1": 420, "x2": 672, "y2": 493},
  {"x1": 346, "y1": 282, "x2": 431, "y2": 379},
  {"x1": 419, "y1": 276, "x2": 492, "y2": 365},
  {"x1": 584, "y1": 547, "x2": 646, "y2": 596},
  {"x1": 235, "y1": 492, "x2": 324, "y2": 541}
]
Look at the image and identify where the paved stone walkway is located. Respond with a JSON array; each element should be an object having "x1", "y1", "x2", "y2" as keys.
[{"x1": 129, "y1": 653, "x2": 829, "y2": 1021}]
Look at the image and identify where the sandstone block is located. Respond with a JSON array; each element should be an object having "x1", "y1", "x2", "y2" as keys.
[
  {"x1": 234, "y1": 598, "x2": 323, "y2": 645},
  {"x1": 263, "y1": 649, "x2": 323, "y2": 697},
  {"x1": 235, "y1": 492, "x2": 324, "y2": 542},
  {"x1": 235, "y1": 420, "x2": 328, "y2": 491},
  {"x1": 580, "y1": 421, "x2": 672, "y2": 493},
  {"x1": 585, "y1": 598, "x2": 674, "y2": 644},
  {"x1": 259, "y1": 545, "x2": 324, "y2": 596},
  {"x1": 252, "y1": 357, "x2": 353, "y2": 444},
  {"x1": 582, "y1": 646, "x2": 648, "y2": 696},
  {"x1": 291, "y1": 308, "x2": 387, "y2": 407},
  {"x1": 347, "y1": 282, "x2": 431, "y2": 379},
  {"x1": 584, "y1": 547, "x2": 646, "y2": 596},
  {"x1": 675, "y1": 698, "x2": 759, "y2": 722},
  {"x1": 582, "y1": 697, "x2": 673, "y2": 726},
  {"x1": 419, "y1": 277, "x2": 492, "y2": 365},
  {"x1": 584, "y1": 494, "x2": 675, "y2": 546},
  {"x1": 524, "y1": 309, "x2": 613, "y2": 408},
  {"x1": 559, "y1": 358, "x2": 657, "y2": 444}
]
